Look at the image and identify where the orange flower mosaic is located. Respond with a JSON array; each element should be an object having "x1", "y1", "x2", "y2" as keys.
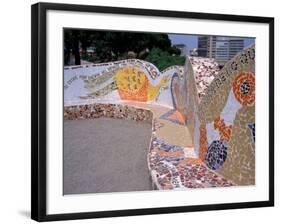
[
  {"x1": 214, "y1": 116, "x2": 233, "y2": 142},
  {"x1": 233, "y1": 72, "x2": 255, "y2": 106}
]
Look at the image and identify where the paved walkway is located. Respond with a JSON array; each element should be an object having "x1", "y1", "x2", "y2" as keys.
[{"x1": 63, "y1": 118, "x2": 153, "y2": 194}]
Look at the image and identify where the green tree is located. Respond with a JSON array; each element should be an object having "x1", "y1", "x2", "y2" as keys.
[
  {"x1": 145, "y1": 48, "x2": 185, "y2": 71},
  {"x1": 64, "y1": 29, "x2": 184, "y2": 67}
]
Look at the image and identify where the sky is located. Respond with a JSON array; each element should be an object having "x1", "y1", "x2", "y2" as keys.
[{"x1": 168, "y1": 34, "x2": 255, "y2": 54}]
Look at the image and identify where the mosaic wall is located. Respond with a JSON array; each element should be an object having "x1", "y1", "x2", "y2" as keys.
[
  {"x1": 170, "y1": 57, "x2": 199, "y2": 143},
  {"x1": 64, "y1": 44, "x2": 255, "y2": 190},
  {"x1": 64, "y1": 59, "x2": 177, "y2": 108},
  {"x1": 196, "y1": 45, "x2": 255, "y2": 185},
  {"x1": 148, "y1": 119, "x2": 234, "y2": 189},
  {"x1": 189, "y1": 57, "x2": 220, "y2": 99}
]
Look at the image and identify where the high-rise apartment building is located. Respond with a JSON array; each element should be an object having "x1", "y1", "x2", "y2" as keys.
[{"x1": 197, "y1": 36, "x2": 244, "y2": 66}]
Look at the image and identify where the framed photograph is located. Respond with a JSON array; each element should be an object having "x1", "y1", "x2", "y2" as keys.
[{"x1": 31, "y1": 2, "x2": 274, "y2": 222}]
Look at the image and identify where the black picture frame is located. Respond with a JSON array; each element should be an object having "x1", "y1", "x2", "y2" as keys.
[{"x1": 31, "y1": 2, "x2": 274, "y2": 222}]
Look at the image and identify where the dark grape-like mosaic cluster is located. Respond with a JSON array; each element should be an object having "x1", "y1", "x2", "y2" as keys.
[{"x1": 205, "y1": 140, "x2": 227, "y2": 170}]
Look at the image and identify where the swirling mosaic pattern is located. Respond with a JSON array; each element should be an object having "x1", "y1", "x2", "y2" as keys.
[{"x1": 233, "y1": 72, "x2": 255, "y2": 106}]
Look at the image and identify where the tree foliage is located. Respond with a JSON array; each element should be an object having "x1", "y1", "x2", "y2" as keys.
[
  {"x1": 145, "y1": 48, "x2": 185, "y2": 71},
  {"x1": 64, "y1": 29, "x2": 185, "y2": 69}
]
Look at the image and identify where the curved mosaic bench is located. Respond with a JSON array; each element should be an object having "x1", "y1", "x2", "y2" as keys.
[
  {"x1": 63, "y1": 45, "x2": 255, "y2": 190},
  {"x1": 64, "y1": 102, "x2": 235, "y2": 190}
]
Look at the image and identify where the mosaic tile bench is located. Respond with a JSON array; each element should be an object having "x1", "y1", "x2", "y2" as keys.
[
  {"x1": 64, "y1": 44, "x2": 255, "y2": 190},
  {"x1": 64, "y1": 102, "x2": 235, "y2": 190}
]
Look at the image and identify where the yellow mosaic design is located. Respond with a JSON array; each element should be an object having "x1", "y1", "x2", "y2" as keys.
[{"x1": 114, "y1": 66, "x2": 169, "y2": 101}]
